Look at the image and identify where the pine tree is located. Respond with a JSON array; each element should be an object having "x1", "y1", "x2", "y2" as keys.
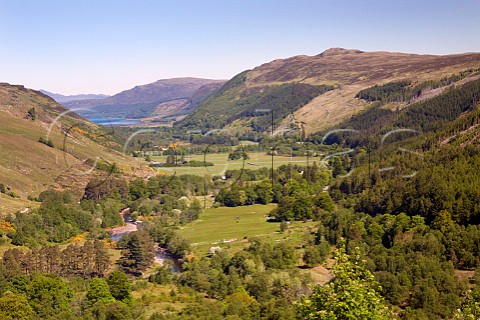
[
  {"x1": 61, "y1": 244, "x2": 82, "y2": 277},
  {"x1": 119, "y1": 231, "x2": 154, "y2": 276},
  {"x1": 93, "y1": 240, "x2": 111, "y2": 278},
  {"x1": 43, "y1": 246, "x2": 61, "y2": 274},
  {"x1": 81, "y1": 241, "x2": 96, "y2": 278},
  {"x1": 2, "y1": 248, "x2": 24, "y2": 278}
]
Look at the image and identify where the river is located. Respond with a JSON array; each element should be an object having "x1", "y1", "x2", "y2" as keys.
[{"x1": 108, "y1": 208, "x2": 182, "y2": 272}]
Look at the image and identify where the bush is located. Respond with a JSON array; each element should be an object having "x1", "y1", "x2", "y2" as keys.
[
  {"x1": 107, "y1": 270, "x2": 133, "y2": 306},
  {"x1": 228, "y1": 149, "x2": 249, "y2": 161},
  {"x1": 38, "y1": 136, "x2": 54, "y2": 148},
  {"x1": 303, "y1": 242, "x2": 330, "y2": 267},
  {"x1": 27, "y1": 107, "x2": 36, "y2": 121},
  {"x1": 7, "y1": 191, "x2": 18, "y2": 198}
]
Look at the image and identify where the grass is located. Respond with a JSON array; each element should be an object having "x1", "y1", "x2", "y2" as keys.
[
  {"x1": 239, "y1": 140, "x2": 259, "y2": 146},
  {"x1": 178, "y1": 204, "x2": 279, "y2": 255},
  {"x1": 0, "y1": 84, "x2": 150, "y2": 213},
  {"x1": 178, "y1": 203, "x2": 319, "y2": 256},
  {"x1": 152, "y1": 152, "x2": 316, "y2": 176},
  {"x1": 0, "y1": 193, "x2": 38, "y2": 214},
  {"x1": 132, "y1": 282, "x2": 185, "y2": 318}
]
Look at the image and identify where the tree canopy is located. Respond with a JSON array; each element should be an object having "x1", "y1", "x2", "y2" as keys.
[{"x1": 299, "y1": 242, "x2": 393, "y2": 319}]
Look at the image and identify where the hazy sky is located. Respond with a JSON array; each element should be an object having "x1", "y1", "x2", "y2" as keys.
[{"x1": 1, "y1": 0, "x2": 479, "y2": 95}]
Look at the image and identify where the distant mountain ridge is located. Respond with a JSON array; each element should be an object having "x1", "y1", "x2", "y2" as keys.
[
  {"x1": 63, "y1": 77, "x2": 226, "y2": 122},
  {"x1": 40, "y1": 90, "x2": 109, "y2": 103},
  {"x1": 177, "y1": 48, "x2": 480, "y2": 134}
]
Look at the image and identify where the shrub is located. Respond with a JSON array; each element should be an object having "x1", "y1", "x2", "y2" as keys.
[{"x1": 38, "y1": 136, "x2": 54, "y2": 148}]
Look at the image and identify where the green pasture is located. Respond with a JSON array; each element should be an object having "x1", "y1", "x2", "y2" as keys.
[
  {"x1": 177, "y1": 203, "x2": 318, "y2": 256},
  {"x1": 152, "y1": 152, "x2": 318, "y2": 176},
  {"x1": 178, "y1": 204, "x2": 277, "y2": 253}
]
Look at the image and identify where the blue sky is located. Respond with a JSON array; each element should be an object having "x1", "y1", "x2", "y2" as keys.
[{"x1": 1, "y1": 0, "x2": 479, "y2": 95}]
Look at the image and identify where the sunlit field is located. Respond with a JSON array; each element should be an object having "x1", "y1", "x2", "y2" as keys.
[
  {"x1": 151, "y1": 152, "x2": 319, "y2": 176},
  {"x1": 177, "y1": 204, "x2": 318, "y2": 256}
]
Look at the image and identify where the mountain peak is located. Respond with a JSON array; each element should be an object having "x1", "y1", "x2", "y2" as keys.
[
  {"x1": 40, "y1": 90, "x2": 110, "y2": 103},
  {"x1": 63, "y1": 77, "x2": 227, "y2": 122},
  {"x1": 318, "y1": 48, "x2": 364, "y2": 57}
]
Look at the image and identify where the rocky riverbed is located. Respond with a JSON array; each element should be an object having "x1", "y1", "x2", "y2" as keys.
[{"x1": 108, "y1": 208, "x2": 182, "y2": 272}]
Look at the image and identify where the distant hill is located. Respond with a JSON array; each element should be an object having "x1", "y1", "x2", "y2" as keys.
[
  {"x1": 40, "y1": 90, "x2": 109, "y2": 103},
  {"x1": 177, "y1": 48, "x2": 480, "y2": 134},
  {"x1": 63, "y1": 77, "x2": 226, "y2": 122},
  {"x1": 0, "y1": 83, "x2": 148, "y2": 212}
]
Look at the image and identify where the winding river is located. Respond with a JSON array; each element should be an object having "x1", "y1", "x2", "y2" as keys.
[{"x1": 108, "y1": 208, "x2": 182, "y2": 272}]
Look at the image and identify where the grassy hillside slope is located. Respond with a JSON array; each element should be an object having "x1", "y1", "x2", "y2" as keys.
[
  {"x1": 0, "y1": 83, "x2": 149, "y2": 213},
  {"x1": 177, "y1": 48, "x2": 480, "y2": 134}
]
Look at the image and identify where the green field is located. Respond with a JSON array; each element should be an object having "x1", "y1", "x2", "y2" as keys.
[
  {"x1": 152, "y1": 152, "x2": 318, "y2": 176},
  {"x1": 178, "y1": 204, "x2": 279, "y2": 254},
  {"x1": 177, "y1": 203, "x2": 319, "y2": 256}
]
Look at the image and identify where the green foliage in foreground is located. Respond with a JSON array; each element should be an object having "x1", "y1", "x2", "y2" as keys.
[
  {"x1": 23, "y1": 274, "x2": 74, "y2": 319},
  {"x1": 0, "y1": 291, "x2": 34, "y2": 320},
  {"x1": 107, "y1": 270, "x2": 133, "y2": 306},
  {"x1": 0, "y1": 265, "x2": 134, "y2": 320},
  {"x1": 299, "y1": 243, "x2": 393, "y2": 320},
  {"x1": 454, "y1": 288, "x2": 480, "y2": 320},
  {"x1": 86, "y1": 278, "x2": 115, "y2": 307}
]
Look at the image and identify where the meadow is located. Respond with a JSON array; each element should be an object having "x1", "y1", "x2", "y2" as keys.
[
  {"x1": 151, "y1": 151, "x2": 318, "y2": 176},
  {"x1": 177, "y1": 203, "x2": 318, "y2": 256}
]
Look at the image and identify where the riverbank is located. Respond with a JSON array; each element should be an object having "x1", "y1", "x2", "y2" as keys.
[
  {"x1": 108, "y1": 208, "x2": 182, "y2": 272},
  {"x1": 107, "y1": 208, "x2": 138, "y2": 241},
  {"x1": 108, "y1": 222, "x2": 138, "y2": 236},
  {"x1": 154, "y1": 245, "x2": 183, "y2": 272}
]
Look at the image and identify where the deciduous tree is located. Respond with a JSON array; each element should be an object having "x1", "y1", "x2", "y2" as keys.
[{"x1": 299, "y1": 243, "x2": 393, "y2": 319}]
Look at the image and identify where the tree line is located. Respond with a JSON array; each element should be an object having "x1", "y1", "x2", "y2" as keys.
[{"x1": 2, "y1": 240, "x2": 110, "y2": 279}]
